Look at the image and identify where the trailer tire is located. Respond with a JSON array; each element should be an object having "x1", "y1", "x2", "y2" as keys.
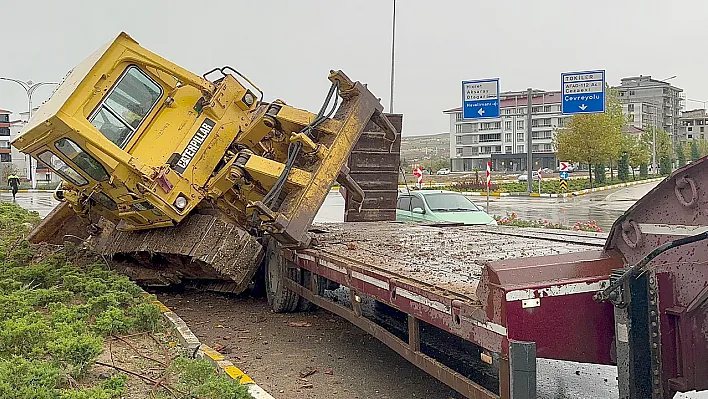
[
  {"x1": 265, "y1": 240, "x2": 300, "y2": 313},
  {"x1": 296, "y1": 270, "x2": 327, "y2": 312}
]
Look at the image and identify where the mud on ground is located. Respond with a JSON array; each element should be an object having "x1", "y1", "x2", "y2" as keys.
[{"x1": 158, "y1": 291, "x2": 463, "y2": 399}]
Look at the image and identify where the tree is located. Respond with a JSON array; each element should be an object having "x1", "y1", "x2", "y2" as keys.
[
  {"x1": 660, "y1": 155, "x2": 672, "y2": 175},
  {"x1": 676, "y1": 142, "x2": 686, "y2": 166},
  {"x1": 641, "y1": 128, "x2": 672, "y2": 173},
  {"x1": 618, "y1": 152, "x2": 630, "y2": 181},
  {"x1": 594, "y1": 163, "x2": 607, "y2": 185},
  {"x1": 691, "y1": 140, "x2": 701, "y2": 162},
  {"x1": 555, "y1": 86, "x2": 624, "y2": 187},
  {"x1": 628, "y1": 135, "x2": 650, "y2": 179}
]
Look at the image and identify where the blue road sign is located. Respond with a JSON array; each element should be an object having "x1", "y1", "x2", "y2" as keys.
[
  {"x1": 462, "y1": 79, "x2": 500, "y2": 119},
  {"x1": 559, "y1": 171, "x2": 569, "y2": 180},
  {"x1": 561, "y1": 70, "x2": 605, "y2": 115}
]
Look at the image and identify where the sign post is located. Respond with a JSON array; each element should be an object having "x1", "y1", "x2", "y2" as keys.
[
  {"x1": 537, "y1": 167, "x2": 542, "y2": 194},
  {"x1": 561, "y1": 70, "x2": 606, "y2": 115},
  {"x1": 486, "y1": 161, "x2": 491, "y2": 211},
  {"x1": 559, "y1": 162, "x2": 569, "y2": 192},
  {"x1": 462, "y1": 79, "x2": 500, "y2": 120},
  {"x1": 413, "y1": 167, "x2": 423, "y2": 189}
]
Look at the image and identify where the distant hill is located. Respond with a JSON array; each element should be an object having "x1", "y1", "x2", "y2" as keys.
[{"x1": 400, "y1": 133, "x2": 449, "y2": 165}]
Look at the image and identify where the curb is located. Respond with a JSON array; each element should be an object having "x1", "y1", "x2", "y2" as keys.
[
  {"x1": 147, "y1": 295, "x2": 276, "y2": 399},
  {"x1": 463, "y1": 177, "x2": 664, "y2": 198}
]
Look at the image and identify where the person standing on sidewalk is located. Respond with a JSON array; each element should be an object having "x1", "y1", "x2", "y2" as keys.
[{"x1": 7, "y1": 174, "x2": 20, "y2": 200}]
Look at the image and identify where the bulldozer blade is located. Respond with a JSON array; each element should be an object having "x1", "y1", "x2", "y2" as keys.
[
  {"x1": 27, "y1": 201, "x2": 90, "y2": 245},
  {"x1": 94, "y1": 213, "x2": 264, "y2": 294}
]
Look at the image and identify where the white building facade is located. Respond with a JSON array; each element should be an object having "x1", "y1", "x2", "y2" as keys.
[{"x1": 444, "y1": 91, "x2": 569, "y2": 172}]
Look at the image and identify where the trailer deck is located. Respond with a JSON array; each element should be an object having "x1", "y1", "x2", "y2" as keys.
[
  {"x1": 309, "y1": 222, "x2": 605, "y2": 299},
  {"x1": 285, "y1": 222, "x2": 615, "y2": 398}
]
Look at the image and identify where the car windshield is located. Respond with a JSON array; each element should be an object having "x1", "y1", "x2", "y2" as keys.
[{"x1": 425, "y1": 193, "x2": 480, "y2": 212}]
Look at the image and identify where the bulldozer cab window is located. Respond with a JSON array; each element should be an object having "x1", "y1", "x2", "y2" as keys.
[
  {"x1": 54, "y1": 138, "x2": 109, "y2": 182},
  {"x1": 37, "y1": 151, "x2": 88, "y2": 186},
  {"x1": 89, "y1": 65, "x2": 163, "y2": 148}
]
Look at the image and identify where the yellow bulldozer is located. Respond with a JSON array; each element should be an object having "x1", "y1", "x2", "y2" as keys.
[{"x1": 13, "y1": 32, "x2": 396, "y2": 312}]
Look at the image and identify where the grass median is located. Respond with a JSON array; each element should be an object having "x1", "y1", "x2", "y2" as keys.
[
  {"x1": 423, "y1": 175, "x2": 663, "y2": 194},
  {"x1": 0, "y1": 203, "x2": 252, "y2": 399}
]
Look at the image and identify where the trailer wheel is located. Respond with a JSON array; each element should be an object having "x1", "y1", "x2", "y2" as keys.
[
  {"x1": 265, "y1": 240, "x2": 300, "y2": 313},
  {"x1": 296, "y1": 270, "x2": 327, "y2": 312}
]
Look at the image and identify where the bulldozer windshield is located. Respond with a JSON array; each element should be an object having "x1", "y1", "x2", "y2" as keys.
[
  {"x1": 37, "y1": 151, "x2": 88, "y2": 186},
  {"x1": 88, "y1": 65, "x2": 163, "y2": 148}
]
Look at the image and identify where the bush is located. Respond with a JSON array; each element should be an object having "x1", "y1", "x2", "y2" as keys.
[
  {"x1": 0, "y1": 358, "x2": 62, "y2": 399},
  {"x1": 618, "y1": 153, "x2": 630, "y2": 182},
  {"x1": 93, "y1": 306, "x2": 134, "y2": 336},
  {"x1": 171, "y1": 357, "x2": 251, "y2": 399},
  {"x1": 593, "y1": 163, "x2": 606, "y2": 185},
  {"x1": 640, "y1": 163, "x2": 648, "y2": 178},
  {"x1": 660, "y1": 155, "x2": 672, "y2": 175}
]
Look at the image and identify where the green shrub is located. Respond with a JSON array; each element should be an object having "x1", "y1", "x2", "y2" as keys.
[
  {"x1": 47, "y1": 327, "x2": 103, "y2": 378},
  {"x1": 93, "y1": 306, "x2": 134, "y2": 336},
  {"x1": 0, "y1": 358, "x2": 62, "y2": 399},
  {"x1": 172, "y1": 357, "x2": 251, "y2": 399},
  {"x1": 131, "y1": 302, "x2": 163, "y2": 332}
]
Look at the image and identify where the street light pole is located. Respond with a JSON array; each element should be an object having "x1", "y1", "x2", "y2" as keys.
[
  {"x1": 0, "y1": 77, "x2": 58, "y2": 189},
  {"x1": 389, "y1": 0, "x2": 396, "y2": 113}
]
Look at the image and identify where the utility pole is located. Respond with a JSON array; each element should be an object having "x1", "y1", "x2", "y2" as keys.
[
  {"x1": 526, "y1": 88, "x2": 533, "y2": 193},
  {"x1": 389, "y1": 0, "x2": 396, "y2": 113},
  {"x1": 0, "y1": 78, "x2": 58, "y2": 188}
]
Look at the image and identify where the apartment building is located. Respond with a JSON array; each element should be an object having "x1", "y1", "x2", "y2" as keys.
[
  {"x1": 616, "y1": 76, "x2": 684, "y2": 140},
  {"x1": 444, "y1": 90, "x2": 569, "y2": 172},
  {"x1": 678, "y1": 109, "x2": 708, "y2": 142}
]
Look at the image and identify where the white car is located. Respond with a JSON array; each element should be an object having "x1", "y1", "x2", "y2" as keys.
[
  {"x1": 518, "y1": 171, "x2": 540, "y2": 182},
  {"x1": 436, "y1": 168, "x2": 450, "y2": 175}
]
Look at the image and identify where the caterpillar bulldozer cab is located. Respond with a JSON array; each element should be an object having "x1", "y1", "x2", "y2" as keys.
[{"x1": 13, "y1": 32, "x2": 397, "y2": 295}]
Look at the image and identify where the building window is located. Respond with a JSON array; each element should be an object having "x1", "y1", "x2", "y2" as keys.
[
  {"x1": 480, "y1": 122, "x2": 501, "y2": 131},
  {"x1": 688, "y1": 134, "x2": 693, "y2": 139},
  {"x1": 505, "y1": 146, "x2": 512, "y2": 153},
  {"x1": 627, "y1": 104, "x2": 634, "y2": 112},
  {"x1": 532, "y1": 106, "x2": 541, "y2": 113},
  {"x1": 456, "y1": 123, "x2": 477, "y2": 133},
  {"x1": 517, "y1": 145, "x2": 524, "y2": 153},
  {"x1": 0, "y1": 127, "x2": 10, "y2": 136},
  {"x1": 701, "y1": 127, "x2": 705, "y2": 133},
  {"x1": 688, "y1": 127, "x2": 693, "y2": 132},
  {"x1": 505, "y1": 133, "x2": 512, "y2": 142},
  {"x1": 479, "y1": 133, "x2": 501, "y2": 143},
  {"x1": 628, "y1": 114, "x2": 635, "y2": 122},
  {"x1": 531, "y1": 130, "x2": 553, "y2": 140},
  {"x1": 456, "y1": 148, "x2": 463, "y2": 156},
  {"x1": 629, "y1": 91, "x2": 635, "y2": 96},
  {"x1": 517, "y1": 133, "x2": 524, "y2": 141},
  {"x1": 518, "y1": 107, "x2": 525, "y2": 115},
  {"x1": 0, "y1": 114, "x2": 8, "y2": 122},
  {"x1": 544, "y1": 105, "x2": 551, "y2": 112},
  {"x1": 532, "y1": 144, "x2": 539, "y2": 152},
  {"x1": 0, "y1": 140, "x2": 9, "y2": 149},
  {"x1": 505, "y1": 121, "x2": 512, "y2": 130},
  {"x1": 517, "y1": 120, "x2": 524, "y2": 129},
  {"x1": 494, "y1": 146, "x2": 502, "y2": 153},
  {"x1": 455, "y1": 136, "x2": 462, "y2": 145},
  {"x1": 455, "y1": 113, "x2": 463, "y2": 121},
  {"x1": 0, "y1": 153, "x2": 11, "y2": 162}
]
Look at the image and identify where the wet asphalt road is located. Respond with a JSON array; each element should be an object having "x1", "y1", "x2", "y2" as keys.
[
  {"x1": 1, "y1": 181, "x2": 659, "y2": 229},
  {"x1": 314, "y1": 181, "x2": 660, "y2": 231}
]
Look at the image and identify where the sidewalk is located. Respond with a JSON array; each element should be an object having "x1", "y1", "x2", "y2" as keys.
[{"x1": 464, "y1": 177, "x2": 664, "y2": 198}]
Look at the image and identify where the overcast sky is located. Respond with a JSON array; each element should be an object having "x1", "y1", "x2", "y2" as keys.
[{"x1": 1, "y1": 0, "x2": 706, "y2": 136}]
